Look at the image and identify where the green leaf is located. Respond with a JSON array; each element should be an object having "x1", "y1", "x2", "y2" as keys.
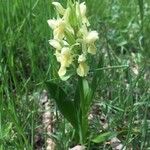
[
  {"x1": 73, "y1": 78, "x2": 91, "y2": 143},
  {"x1": 46, "y1": 81, "x2": 78, "y2": 129},
  {"x1": 74, "y1": 78, "x2": 91, "y2": 115},
  {"x1": 88, "y1": 54, "x2": 104, "y2": 107},
  {"x1": 92, "y1": 132, "x2": 117, "y2": 143},
  {"x1": 74, "y1": 78, "x2": 82, "y2": 111}
]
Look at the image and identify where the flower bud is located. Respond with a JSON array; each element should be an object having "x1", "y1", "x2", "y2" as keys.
[
  {"x1": 52, "y1": 2, "x2": 65, "y2": 15},
  {"x1": 76, "y1": 2, "x2": 90, "y2": 25},
  {"x1": 79, "y1": 2, "x2": 86, "y2": 17}
]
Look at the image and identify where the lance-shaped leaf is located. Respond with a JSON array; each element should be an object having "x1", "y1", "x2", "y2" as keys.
[{"x1": 46, "y1": 82, "x2": 78, "y2": 129}]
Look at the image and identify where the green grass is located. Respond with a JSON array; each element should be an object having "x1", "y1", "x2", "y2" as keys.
[{"x1": 0, "y1": 0, "x2": 150, "y2": 149}]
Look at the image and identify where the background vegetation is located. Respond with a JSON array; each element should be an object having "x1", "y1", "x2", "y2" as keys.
[{"x1": 0, "y1": 0, "x2": 150, "y2": 149}]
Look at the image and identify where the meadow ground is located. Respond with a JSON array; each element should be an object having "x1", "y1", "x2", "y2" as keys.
[{"x1": 0, "y1": 0, "x2": 150, "y2": 149}]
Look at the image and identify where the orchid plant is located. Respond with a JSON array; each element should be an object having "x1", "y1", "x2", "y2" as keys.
[{"x1": 46, "y1": 0, "x2": 101, "y2": 146}]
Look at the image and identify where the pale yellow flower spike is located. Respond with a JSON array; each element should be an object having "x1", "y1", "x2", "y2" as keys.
[{"x1": 47, "y1": 1, "x2": 99, "y2": 80}]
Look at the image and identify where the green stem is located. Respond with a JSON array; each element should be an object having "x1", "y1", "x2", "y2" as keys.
[{"x1": 94, "y1": 65, "x2": 129, "y2": 71}]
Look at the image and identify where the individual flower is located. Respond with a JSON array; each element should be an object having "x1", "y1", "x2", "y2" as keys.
[
  {"x1": 85, "y1": 31, "x2": 99, "y2": 55},
  {"x1": 47, "y1": 17, "x2": 74, "y2": 40},
  {"x1": 59, "y1": 47, "x2": 73, "y2": 67},
  {"x1": 47, "y1": 18, "x2": 65, "y2": 40},
  {"x1": 77, "y1": 54, "x2": 89, "y2": 77},
  {"x1": 78, "y1": 25, "x2": 99, "y2": 55},
  {"x1": 53, "y1": 47, "x2": 73, "y2": 67},
  {"x1": 56, "y1": 47, "x2": 73, "y2": 78}
]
